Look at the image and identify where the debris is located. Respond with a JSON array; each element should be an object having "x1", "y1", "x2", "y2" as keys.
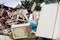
[
  {"x1": 0, "y1": 35, "x2": 12, "y2": 40},
  {"x1": 11, "y1": 23, "x2": 31, "y2": 39}
]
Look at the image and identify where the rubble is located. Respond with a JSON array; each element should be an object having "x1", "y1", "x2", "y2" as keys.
[
  {"x1": 0, "y1": 7, "x2": 32, "y2": 40},
  {"x1": 0, "y1": 1, "x2": 39, "y2": 40}
]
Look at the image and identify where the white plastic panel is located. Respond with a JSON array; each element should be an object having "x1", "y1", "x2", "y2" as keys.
[
  {"x1": 36, "y1": 3, "x2": 58, "y2": 39},
  {"x1": 53, "y1": 3, "x2": 60, "y2": 39}
]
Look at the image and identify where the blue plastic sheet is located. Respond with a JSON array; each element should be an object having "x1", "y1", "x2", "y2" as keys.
[{"x1": 29, "y1": 19, "x2": 37, "y2": 32}]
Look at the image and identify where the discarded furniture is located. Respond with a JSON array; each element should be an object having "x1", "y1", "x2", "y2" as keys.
[{"x1": 11, "y1": 23, "x2": 31, "y2": 39}]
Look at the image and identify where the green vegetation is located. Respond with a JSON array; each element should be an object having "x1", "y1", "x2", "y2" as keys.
[
  {"x1": 44, "y1": 0, "x2": 57, "y2": 4},
  {"x1": 21, "y1": 1, "x2": 33, "y2": 10},
  {"x1": 32, "y1": 0, "x2": 44, "y2": 3},
  {"x1": 48, "y1": 0, "x2": 56, "y2": 3},
  {"x1": 32, "y1": 0, "x2": 43, "y2": 11}
]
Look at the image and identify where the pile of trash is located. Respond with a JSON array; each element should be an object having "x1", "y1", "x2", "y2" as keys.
[
  {"x1": 0, "y1": 8, "x2": 31, "y2": 39},
  {"x1": 0, "y1": 1, "x2": 40, "y2": 40}
]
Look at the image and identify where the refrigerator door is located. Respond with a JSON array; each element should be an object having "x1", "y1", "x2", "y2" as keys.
[{"x1": 36, "y1": 3, "x2": 58, "y2": 39}]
